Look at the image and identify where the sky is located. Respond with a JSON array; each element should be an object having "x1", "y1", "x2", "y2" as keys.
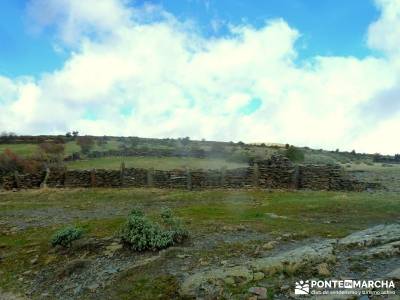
[{"x1": 0, "y1": 0, "x2": 399, "y2": 154}]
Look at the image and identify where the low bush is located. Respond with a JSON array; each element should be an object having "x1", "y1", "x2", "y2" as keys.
[
  {"x1": 284, "y1": 146, "x2": 305, "y2": 162},
  {"x1": 119, "y1": 208, "x2": 188, "y2": 251},
  {"x1": 51, "y1": 226, "x2": 84, "y2": 248}
]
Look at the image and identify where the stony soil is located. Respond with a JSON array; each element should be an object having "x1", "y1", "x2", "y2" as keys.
[{"x1": 2, "y1": 224, "x2": 399, "y2": 300}]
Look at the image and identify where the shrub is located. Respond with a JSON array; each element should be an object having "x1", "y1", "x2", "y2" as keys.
[
  {"x1": 76, "y1": 136, "x2": 95, "y2": 154},
  {"x1": 0, "y1": 149, "x2": 42, "y2": 176},
  {"x1": 51, "y1": 226, "x2": 84, "y2": 248},
  {"x1": 160, "y1": 208, "x2": 189, "y2": 244},
  {"x1": 119, "y1": 208, "x2": 188, "y2": 251},
  {"x1": 284, "y1": 146, "x2": 305, "y2": 162}
]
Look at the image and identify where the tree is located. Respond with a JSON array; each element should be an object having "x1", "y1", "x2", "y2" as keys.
[
  {"x1": 72, "y1": 131, "x2": 79, "y2": 138},
  {"x1": 284, "y1": 146, "x2": 305, "y2": 162},
  {"x1": 76, "y1": 136, "x2": 95, "y2": 154},
  {"x1": 180, "y1": 137, "x2": 190, "y2": 146},
  {"x1": 38, "y1": 142, "x2": 65, "y2": 165}
]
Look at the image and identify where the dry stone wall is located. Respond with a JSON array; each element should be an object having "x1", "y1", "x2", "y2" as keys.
[{"x1": 1, "y1": 155, "x2": 379, "y2": 191}]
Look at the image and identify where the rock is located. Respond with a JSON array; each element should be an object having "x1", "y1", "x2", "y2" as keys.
[
  {"x1": 87, "y1": 283, "x2": 99, "y2": 292},
  {"x1": 0, "y1": 290, "x2": 27, "y2": 300},
  {"x1": 280, "y1": 284, "x2": 290, "y2": 291},
  {"x1": 103, "y1": 242, "x2": 122, "y2": 257},
  {"x1": 253, "y1": 272, "x2": 264, "y2": 281},
  {"x1": 180, "y1": 240, "x2": 334, "y2": 297},
  {"x1": 265, "y1": 213, "x2": 288, "y2": 219},
  {"x1": 177, "y1": 254, "x2": 190, "y2": 259},
  {"x1": 316, "y1": 262, "x2": 330, "y2": 277},
  {"x1": 262, "y1": 241, "x2": 278, "y2": 250},
  {"x1": 338, "y1": 224, "x2": 400, "y2": 248},
  {"x1": 248, "y1": 287, "x2": 267, "y2": 299},
  {"x1": 198, "y1": 258, "x2": 209, "y2": 266},
  {"x1": 57, "y1": 259, "x2": 91, "y2": 278},
  {"x1": 250, "y1": 240, "x2": 335, "y2": 274},
  {"x1": 22, "y1": 270, "x2": 32, "y2": 276},
  {"x1": 30, "y1": 257, "x2": 38, "y2": 265},
  {"x1": 180, "y1": 266, "x2": 252, "y2": 297},
  {"x1": 386, "y1": 267, "x2": 400, "y2": 280},
  {"x1": 224, "y1": 266, "x2": 253, "y2": 285},
  {"x1": 360, "y1": 240, "x2": 400, "y2": 258}
]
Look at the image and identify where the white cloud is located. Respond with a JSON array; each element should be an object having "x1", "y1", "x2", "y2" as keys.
[
  {"x1": 368, "y1": 0, "x2": 400, "y2": 57},
  {"x1": 1, "y1": 0, "x2": 400, "y2": 154}
]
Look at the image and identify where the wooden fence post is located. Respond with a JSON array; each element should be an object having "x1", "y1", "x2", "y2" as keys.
[
  {"x1": 186, "y1": 168, "x2": 192, "y2": 190},
  {"x1": 252, "y1": 162, "x2": 260, "y2": 187},
  {"x1": 40, "y1": 167, "x2": 51, "y2": 189},
  {"x1": 220, "y1": 167, "x2": 226, "y2": 187},
  {"x1": 120, "y1": 162, "x2": 125, "y2": 187},
  {"x1": 14, "y1": 171, "x2": 20, "y2": 189},
  {"x1": 147, "y1": 168, "x2": 154, "y2": 187},
  {"x1": 90, "y1": 169, "x2": 96, "y2": 187}
]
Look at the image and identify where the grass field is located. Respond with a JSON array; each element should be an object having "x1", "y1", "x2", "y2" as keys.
[
  {"x1": 0, "y1": 143, "x2": 40, "y2": 157},
  {"x1": 0, "y1": 140, "x2": 122, "y2": 157},
  {"x1": 0, "y1": 187, "x2": 399, "y2": 298},
  {"x1": 66, "y1": 156, "x2": 247, "y2": 170}
]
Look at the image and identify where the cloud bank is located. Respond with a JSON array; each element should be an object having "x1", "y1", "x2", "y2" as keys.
[{"x1": 1, "y1": 0, "x2": 400, "y2": 154}]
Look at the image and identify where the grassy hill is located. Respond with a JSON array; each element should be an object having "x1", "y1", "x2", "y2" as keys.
[{"x1": 0, "y1": 135, "x2": 396, "y2": 172}]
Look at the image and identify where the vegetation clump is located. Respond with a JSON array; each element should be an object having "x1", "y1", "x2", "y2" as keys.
[
  {"x1": 119, "y1": 208, "x2": 188, "y2": 251},
  {"x1": 51, "y1": 226, "x2": 84, "y2": 248},
  {"x1": 284, "y1": 146, "x2": 305, "y2": 162}
]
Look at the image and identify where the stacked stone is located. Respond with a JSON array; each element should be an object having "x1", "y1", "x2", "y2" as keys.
[
  {"x1": 93, "y1": 169, "x2": 121, "y2": 187},
  {"x1": 327, "y1": 165, "x2": 346, "y2": 190},
  {"x1": 224, "y1": 167, "x2": 254, "y2": 188},
  {"x1": 123, "y1": 168, "x2": 147, "y2": 187},
  {"x1": 17, "y1": 172, "x2": 45, "y2": 189},
  {"x1": 190, "y1": 169, "x2": 222, "y2": 189},
  {"x1": 299, "y1": 165, "x2": 331, "y2": 190},
  {"x1": 167, "y1": 169, "x2": 188, "y2": 189},
  {"x1": 64, "y1": 170, "x2": 92, "y2": 187},
  {"x1": 299, "y1": 165, "x2": 347, "y2": 190},
  {"x1": 47, "y1": 171, "x2": 66, "y2": 188},
  {"x1": 1, "y1": 175, "x2": 16, "y2": 189},
  {"x1": 152, "y1": 170, "x2": 171, "y2": 188},
  {"x1": 256, "y1": 155, "x2": 295, "y2": 189},
  {"x1": 0, "y1": 158, "x2": 379, "y2": 192}
]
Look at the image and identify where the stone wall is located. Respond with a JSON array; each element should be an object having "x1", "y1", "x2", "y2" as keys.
[{"x1": 1, "y1": 155, "x2": 379, "y2": 191}]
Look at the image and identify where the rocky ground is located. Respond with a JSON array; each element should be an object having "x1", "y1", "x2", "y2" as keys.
[
  {"x1": 1, "y1": 186, "x2": 399, "y2": 299},
  {"x1": 1, "y1": 223, "x2": 399, "y2": 299}
]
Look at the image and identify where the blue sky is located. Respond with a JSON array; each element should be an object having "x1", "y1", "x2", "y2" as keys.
[
  {"x1": 0, "y1": 0, "x2": 380, "y2": 77},
  {"x1": 0, "y1": 0, "x2": 400, "y2": 154}
]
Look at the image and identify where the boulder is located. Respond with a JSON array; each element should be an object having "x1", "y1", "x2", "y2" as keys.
[{"x1": 338, "y1": 224, "x2": 400, "y2": 248}]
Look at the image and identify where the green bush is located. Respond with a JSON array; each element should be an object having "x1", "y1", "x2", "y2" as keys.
[
  {"x1": 51, "y1": 226, "x2": 84, "y2": 247},
  {"x1": 284, "y1": 146, "x2": 305, "y2": 162},
  {"x1": 160, "y1": 208, "x2": 189, "y2": 244},
  {"x1": 119, "y1": 208, "x2": 188, "y2": 251}
]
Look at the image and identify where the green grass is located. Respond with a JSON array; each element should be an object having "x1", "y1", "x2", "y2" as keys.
[
  {"x1": 1, "y1": 188, "x2": 399, "y2": 297},
  {"x1": 66, "y1": 156, "x2": 247, "y2": 170},
  {"x1": 0, "y1": 144, "x2": 40, "y2": 157},
  {"x1": 0, "y1": 140, "x2": 123, "y2": 158}
]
